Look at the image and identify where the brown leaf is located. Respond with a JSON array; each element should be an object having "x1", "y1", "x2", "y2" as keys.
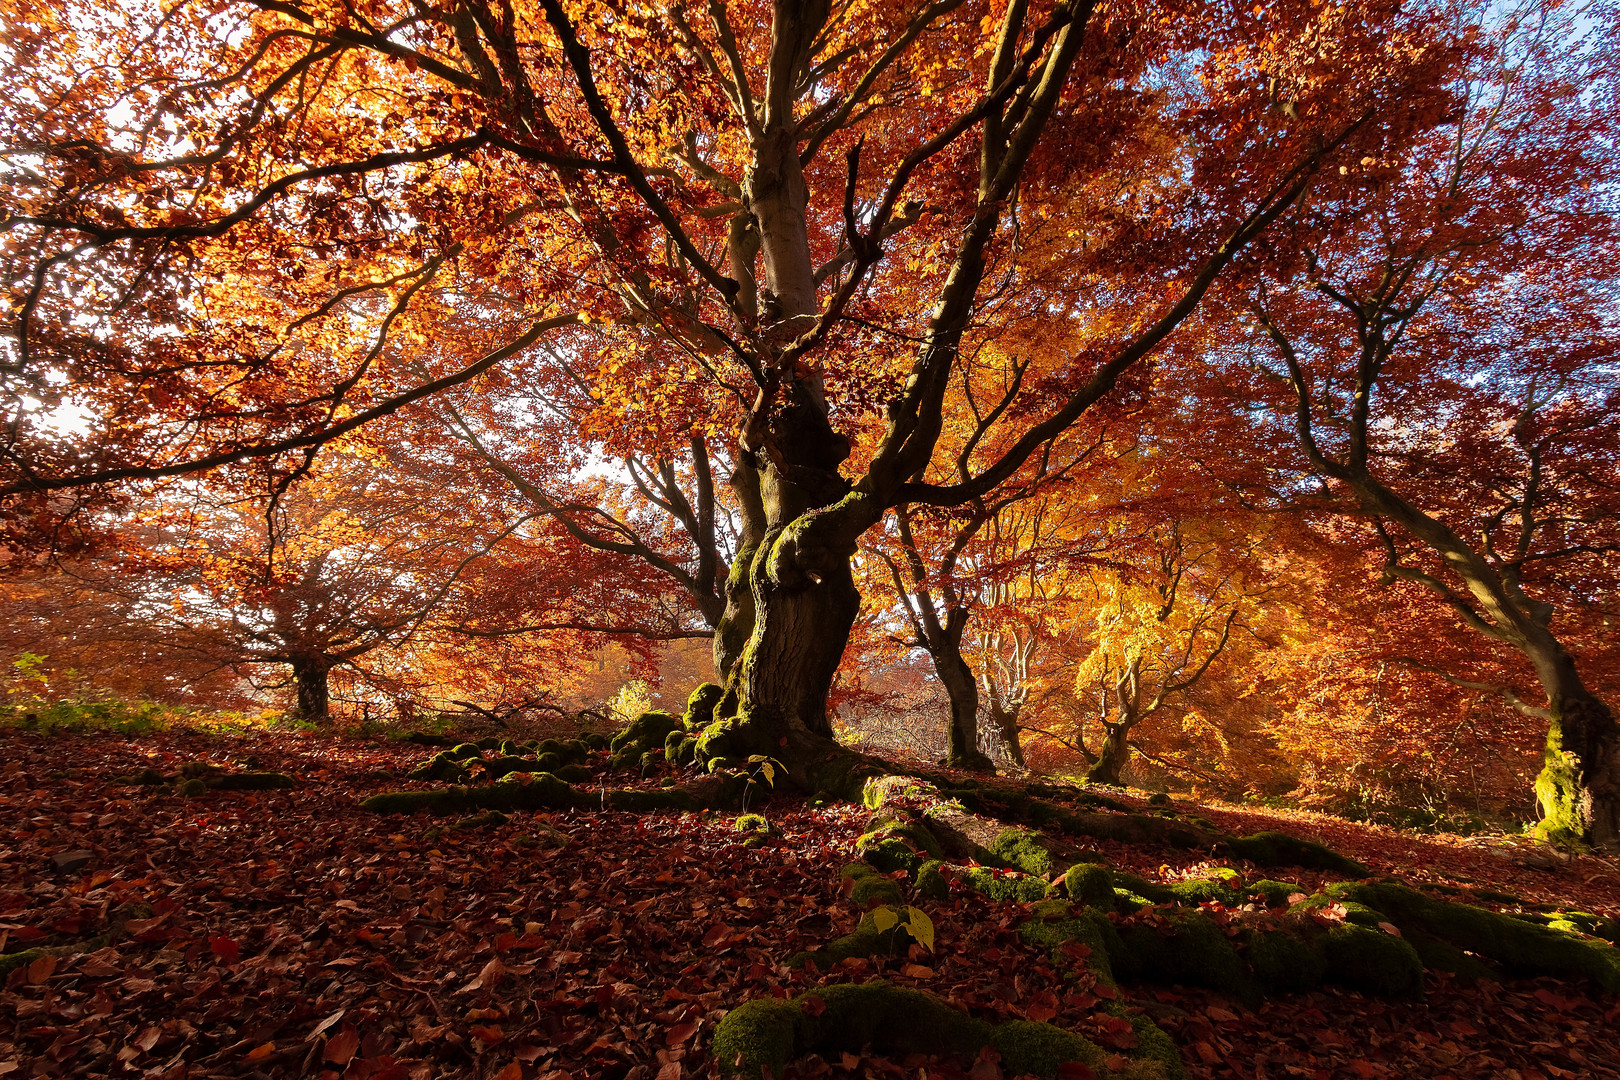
[
  {"x1": 245, "y1": 1042, "x2": 277, "y2": 1062},
  {"x1": 665, "y1": 1021, "x2": 698, "y2": 1046},
  {"x1": 324, "y1": 1025, "x2": 361, "y2": 1066},
  {"x1": 900, "y1": 963, "x2": 934, "y2": 979},
  {"x1": 490, "y1": 1063, "x2": 522, "y2": 1080},
  {"x1": 133, "y1": 1027, "x2": 161, "y2": 1052},
  {"x1": 25, "y1": 954, "x2": 56, "y2": 985}
]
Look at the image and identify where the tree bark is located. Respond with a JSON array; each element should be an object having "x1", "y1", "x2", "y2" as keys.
[
  {"x1": 986, "y1": 694, "x2": 1026, "y2": 767},
  {"x1": 1086, "y1": 723, "x2": 1129, "y2": 786},
  {"x1": 931, "y1": 621, "x2": 995, "y2": 771},
  {"x1": 291, "y1": 654, "x2": 332, "y2": 722},
  {"x1": 1527, "y1": 642, "x2": 1620, "y2": 848}
]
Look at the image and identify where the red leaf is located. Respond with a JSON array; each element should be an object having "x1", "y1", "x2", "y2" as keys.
[
  {"x1": 209, "y1": 935, "x2": 240, "y2": 963},
  {"x1": 701, "y1": 924, "x2": 729, "y2": 947},
  {"x1": 490, "y1": 1064, "x2": 523, "y2": 1080},
  {"x1": 800, "y1": 995, "x2": 826, "y2": 1017},
  {"x1": 666, "y1": 1021, "x2": 699, "y2": 1046},
  {"x1": 1059, "y1": 1063, "x2": 1099, "y2": 1080}
]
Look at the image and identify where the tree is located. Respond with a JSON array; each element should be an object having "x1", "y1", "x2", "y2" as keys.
[
  {"x1": 3, "y1": 0, "x2": 1475, "y2": 791},
  {"x1": 1181, "y1": 6, "x2": 1620, "y2": 843}
]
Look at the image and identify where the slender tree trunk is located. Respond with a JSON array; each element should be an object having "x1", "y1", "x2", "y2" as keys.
[
  {"x1": 291, "y1": 654, "x2": 331, "y2": 722},
  {"x1": 986, "y1": 695, "x2": 1026, "y2": 767}
]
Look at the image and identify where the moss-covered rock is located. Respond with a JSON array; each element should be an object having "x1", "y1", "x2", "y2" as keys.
[
  {"x1": 855, "y1": 814, "x2": 944, "y2": 875},
  {"x1": 1062, "y1": 863, "x2": 1117, "y2": 908},
  {"x1": 962, "y1": 866, "x2": 1051, "y2": 904},
  {"x1": 610, "y1": 711, "x2": 682, "y2": 756},
  {"x1": 554, "y1": 763, "x2": 591, "y2": 783},
  {"x1": 448, "y1": 742, "x2": 483, "y2": 760},
  {"x1": 409, "y1": 751, "x2": 468, "y2": 782},
  {"x1": 1330, "y1": 881, "x2": 1620, "y2": 990},
  {"x1": 1248, "y1": 879, "x2": 1304, "y2": 908},
  {"x1": 991, "y1": 826, "x2": 1055, "y2": 876},
  {"x1": 1321, "y1": 922, "x2": 1424, "y2": 997},
  {"x1": 735, "y1": 813, "x2": 775, "y2": 836},
  {"x1": 361, "y1": 772, "x2": 583, "y2": 815},
  {"x1": 1018, "y1": 904, "x2": 1125, "y2": 987},
  {"x1": 1115, "y1": 911, "x2": 1256, "y2": 1002},
  {"x1": 850, "y1": 875, "x2": 906, "y2": 909},
  {"x1": 862, "y1": 775, "x2": 941, "y2": 810},
  {"x1": 1245, "y1": 927, "x2": 1327, "y2": 993},
  {"x1": 110, "y1": 767, "x2": 168, "y2": 786},
  {"x1": 1225, "y1": 831, "x2": 1367, "y2": 876},
  {"x1": 915, "y1": 859, "x2": 950, "y2": 902},
  {"x1": 639, "y1": 749, "x2": 660, "y2": 777},
  {"x1": 177, "y1": 778, "x2": 208, "y2": 797},
  {"x1": 683, "y1": 682, "x2": 726, "y2": 730},
  {"x1": 994, "y1": 1020, "x2": 1103, "y2": 1077},
  {"x1": 714, "y1": 980, "x2": 1128, "y2": 1079}
]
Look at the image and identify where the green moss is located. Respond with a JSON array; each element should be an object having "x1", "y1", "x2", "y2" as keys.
[
  {"x1": 1333, "y1": 882, "x2": 1620, "y2": 990},
  {"x1": 962, "y1": 866, "x2": 1050, "y2": 903},
  {"x1": 1321, "y1": 922, "x2": 1424, "y2": 997},
  {"x1": 1121, "y1": 1011, "x2": 1186, "y2": 1080},
  {"x1": 1533, "y1": 712, "x2": 1588, "y2": 846},
  {"x1": 0, "y1": 947, "x2": 45, "y2": 977},
  {"x1": 1248, "y1": 879, "x2": 1303, "y2": 908},
  {"x1": 1115, "y1": 911, "x2": 1256, "y2": 1001},
  {"x1": 712, "y1": 996, "x2": 801, "y2": 1079},
  {"x1": 840, "y1": 862, "x2": 876, "y2": 882},
  {"x1": 1225, "y1": 831, "x2": 1367, "y2": 876},
  {"x1": 851, "y1": 875, "x2": 905, "y2": 909},
  {"x1": 1245, "y1": 928, "x2": 1326, "y2": 993},
  {"x1": 915, "y1": 859, "x2": 950, "y2": 902},
  {"x1": 177, "y1": 778, "x2": 208, "y2": 797},
  {"x1": 110, "y1": 767, "x2": 168, "y2": 786},
  {"x1": 448, "y1": 742, "x2": 483, "y2": 760},
  {"x1": 583, "y1": 732, "x2": 610, "y2": 751},
  {"x1": 1108, "y1": 871, "x2": 1174, "y2": 906},
  {"x1": 735, "y1": 813, "x2": 769, "y2": 833},
  {"x1": 695, "y1": 719, "x2": 741, "y2": 764},
  {"x1": 706, "y1": 756, "x2": 733, "y2": 774},
  {"x1": 861, "y1": 775, "x2": 940, "y2": 810},
  {"x1": 856, "y1": 817, "x2": 943, "y2": 875},
  {"x1": 451, "y1": 810, "x2": 509, "y2": 830},
  {"x1": 554, "y1": 763, "x2": 591, "y2": 783},
  {"x1": 683, "y1": 683, "x2": 726, "y2": 730},
  {"x1": 1403, "y1": 928, "x2": 1495, "y2": 983},
  {"x1": 1147, "y1": 792, "x2": 1172, "y2": 806},
  {"x1": 993, "y1": 1020, "x2": 1103, "y2": 1077},
  {"x1": 798, "y1": 981, "x2": 994, "y2": 1062},
  {"x1": 409, "y1": 751, "x2": 467, "y2": 782},
  {"x1": 1163, "y1": 878, "x2": 1242, "y2": 906},
  {"x1": 1018, "y1": 907, "x2": 1124, "y2": 987},
  {"x1": 639, "y1": 749, "x2": 659, "y2": 777},
  {"x1": 610, "y1": 711, "x2": 682, "y2": 755},
  {"x1": 991, "y1": 827, "x2": 1054, "y2": 877},
  {"x1": 474, "y1": 737, "x2": 504, "y2": 751},
  {"x1": 1063, "y1": 864, "x2": 1116, "y2": 908}
]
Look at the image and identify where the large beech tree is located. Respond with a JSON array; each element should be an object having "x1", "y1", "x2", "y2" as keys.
[{"x1": 4, "y1": 0, "x2": 1472, "y2": 791}]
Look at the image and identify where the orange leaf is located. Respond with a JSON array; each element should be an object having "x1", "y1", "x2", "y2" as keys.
[
  {"x1": 245, "y1": 1042, "x2": 276, "y2": 1062},
  {"x1": 490, "y1": 1064, "x2": 522, "y2": 1080}
]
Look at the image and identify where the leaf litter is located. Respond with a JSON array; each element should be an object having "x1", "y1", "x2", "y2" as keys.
[{"x1": 1, "y1": 730, "x2": 1617, "y2": 1080}]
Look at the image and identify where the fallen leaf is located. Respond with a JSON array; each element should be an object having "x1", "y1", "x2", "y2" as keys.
[
  {"x1": 245, "y1": 1042, "x2": 276, "y2": 1062},
  {"x1": 490, "y1": 1063, "x2": 522, "y2": 1080},
  {"x1": 900, "y1": 963, "x2": 934, "y2": 979},
  {"x1": 324, "y1": 1025, "x2": 361, "y2": 1066},
  {"x1": 133, "y1": 1027, "x2": 161, "y2": 1053},
  {"x1": 25, "y1": 954, "x2": 56, "y2": 985}
]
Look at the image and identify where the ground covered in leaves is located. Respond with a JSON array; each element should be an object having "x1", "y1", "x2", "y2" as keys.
[{"x1": 2, "y1": 728, "x2": 1618, "y2": 1080}]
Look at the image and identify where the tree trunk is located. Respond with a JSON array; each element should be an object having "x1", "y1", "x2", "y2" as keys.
[
  {"x1": 291, "y1": 654, "x2": 331, "y2": 722},
  {"x1": 1086, "y1": 724, "x2": 1129, "y2": 786},
  {"x1": 986, "y1": 695, "x2": 1026, "y2": 767},
  {"x1": 1528, "y1": 645, "x2": 1620, "y2": 848},
  {"x1": 931, "y1": 623, "x2": 995, "y2": 771}
]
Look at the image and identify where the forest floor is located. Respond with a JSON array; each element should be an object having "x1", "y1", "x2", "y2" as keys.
[{"x1": 2, "y1": 726, "x2": 1619, "y2": 1080}]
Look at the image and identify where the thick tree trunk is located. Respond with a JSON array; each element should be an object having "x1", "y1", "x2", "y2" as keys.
[
  {"x1": 1528, "y1": 645, "x2": 1620, "y2": 848},
  {"x1": 1086, "y1": 724, "x2": 1129, "y2": 786},
  {"x1": 291, "y1": 654, "x2": 331, "y2": 722},
  {"x1": 930, "y1": 629, "x2": 995, "y2": 771}
]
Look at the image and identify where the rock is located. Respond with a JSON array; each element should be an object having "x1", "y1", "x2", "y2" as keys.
[{"x1": 51, "y1": 849, "x2": 94, "y2": 873}]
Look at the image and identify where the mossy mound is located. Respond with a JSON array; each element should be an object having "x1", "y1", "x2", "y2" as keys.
[
  {"x1": 1245, "y1": 927, "x2": 1328, "y2": 993},
  {"x1": 110, "y1": 767, "x2": 168, "y2": 786},
  {"x1": 1320, "y1": 922, "x2": 1424, "y2": 997},
  {"x1": 1225, "y1": 831, "x2": 1368, "y2": 876},
  {"x1": 914, "y1": 859, "x2": 950, "y2": 902},
  {"x1": 850, "y1": 875, "x2": 906, "y2": 909},
  {"x1": 177, "y1": 778, "x2": 208, "y2": 798},
  {"x1": 362, "y1": 773, "x2": 583, "y2": 815},
  {"x1": 609, "y1": 711, "x2": 682, "y2": 756},
  {"x1": 713, "y1": 980, "x2": 1122, "y2": 1080},
  {"x1": 1062, "y1": 863, "x2": 1116, "y2": 908},
  {"x1": 1018, "y1": 903, "x2": 1125, "y2": 987},
  {"x1": 683, "y1": 683, "x2": 726, "y2": 729},
  {"x1": 961, "y1": 866, "x2": 1051, "y2": 904},
  {"x1": 991, "y1": 826, "x2": 1055, "y2": 876},
  {"x1": 855, "y1": 812, "x2": 944, "y2": 875},
  {"x1": 1248, "y1": 879, "x2": 1304, "y2": 908},
  {"x1": 1327, "y1": 882, "x2": 1620, "y2": 990},
  {"x1": 409, "y1": 751, "x2": 468, "y2": 782},
  {"x1": 1114, "y1": 910, "x2": 1257, "y2": 1002}
]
